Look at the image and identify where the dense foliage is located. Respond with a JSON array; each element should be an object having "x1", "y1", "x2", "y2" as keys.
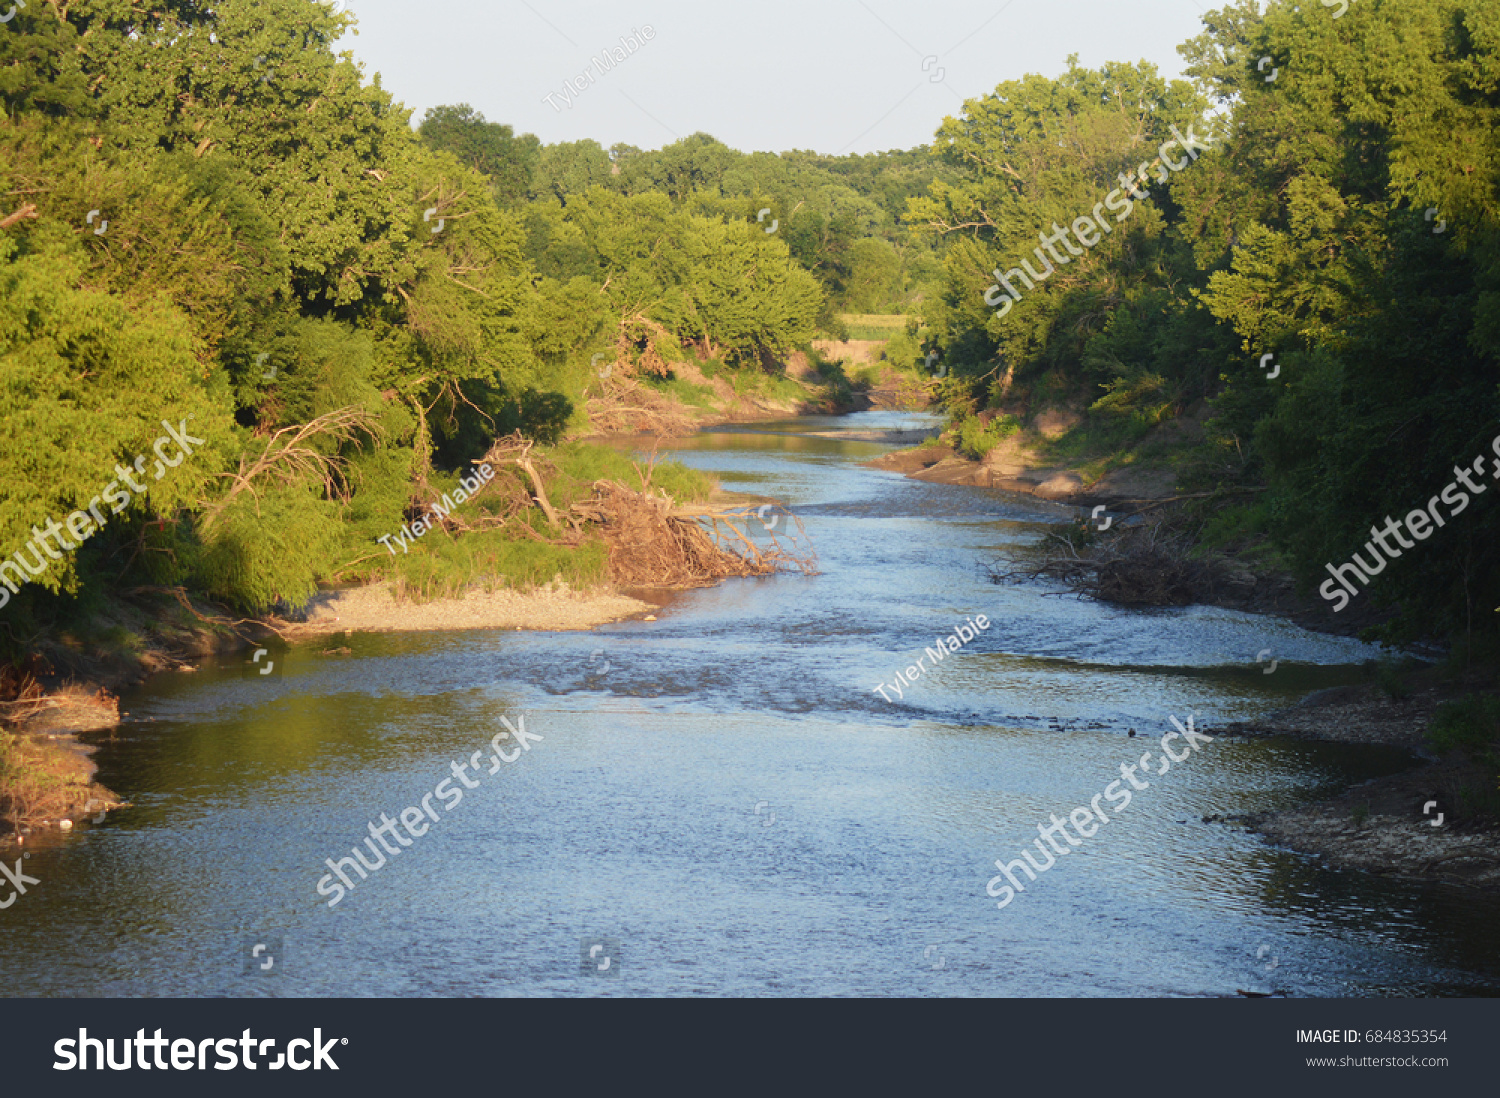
[
  {"x1": 915, "y1": 0, "x2": 1500, "y2": 658},
  {"x1": 0, "y1": 0, "x2": 925, "y2": 638}
]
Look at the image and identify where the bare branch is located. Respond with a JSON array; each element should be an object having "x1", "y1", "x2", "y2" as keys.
[
  {"x1": 199, "y1": 406, "x2": 381, "y2": 533},
  {"x1": 0, "y1": 204, "x2": 38, "y2": 231}
]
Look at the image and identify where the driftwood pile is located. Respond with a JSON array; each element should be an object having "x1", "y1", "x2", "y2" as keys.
[
  {"x1": 573, "y1": 487, "x2": 813, "y2": 588},
  {"x1": 584, "y1": 375, "x2": 699, "y2": 437},
  {"x1": 992, "y1": 517, "x2": 1226, "y2": 607},
  {"x1": 0, "y1": 664, "x2": 47, "y2": 727},
  {"x1": 455, "y1": 434, "x2": 816, "y2": 589}
]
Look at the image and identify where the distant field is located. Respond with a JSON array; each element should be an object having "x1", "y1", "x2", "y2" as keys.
[{"x1": 838, "y1": 314, "x2": 909, "y2": 341}]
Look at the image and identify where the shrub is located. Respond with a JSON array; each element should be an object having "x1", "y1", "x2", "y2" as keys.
[
  {"x1": 1373, "y1": 659, "x2": 1413, "y2": 702},
  {"x1": 956, "y1": 415, "x2": 1020, "y2": 460},
  {"x1": 1429, "y1": 695, "x2": 1500, "y2": 759}
]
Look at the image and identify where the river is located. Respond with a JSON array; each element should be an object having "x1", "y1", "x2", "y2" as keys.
[{"x1": 4, "y1": 411, "x2": 1498, "y2": 997}]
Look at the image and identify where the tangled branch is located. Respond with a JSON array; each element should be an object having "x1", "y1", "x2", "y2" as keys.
[
  {"x1": 199, "y1": 406, "x2": 381, "y2": 533},
  {"x1": 569, "y1": 486, "x2": 816, "y2": 587},
  {"x1": 991, "y1": 517, "x2": 1228, "y2": 607}
]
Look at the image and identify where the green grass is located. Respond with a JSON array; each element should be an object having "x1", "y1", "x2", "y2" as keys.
[
  {"x1": 724, "y1": 367, "x2": 815, "y2": 406},
  {"x1": 383, "y1": 529, "x2": 610, "y2": 603},
  {"x1": 1428, "y1": 694, "x2": 1500, "y2": 820},
  {"x1": 1430, "y1": 695, "x2": 1500, "y2": 757},
  {"x1": 1037, "y1": 415, "x2": 1159, "y2": 466},
  {"x1": 549, "y1": 442, "x2": 715, "y2": 506},
  {"x1": 648, "y1": 372, "x2": 719, "y2": 410},
  {"x1": 1198, "y1": 500, "x2": 1272, "y2": 551}
]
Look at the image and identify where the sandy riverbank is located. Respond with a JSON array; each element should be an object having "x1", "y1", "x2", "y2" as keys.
[{"x1": 281, "y1": 581, "x2": 657, "y2": 636}]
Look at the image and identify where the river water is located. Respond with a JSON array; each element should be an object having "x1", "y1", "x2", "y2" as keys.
[{"x1": 4, "y1": 411, "x2": 1499, "y2": 997}]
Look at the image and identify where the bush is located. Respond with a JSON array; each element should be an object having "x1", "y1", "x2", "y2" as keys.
[
  {"x1": 880, "y1": 328, "x2": 926, "y2": 372},
  {"x1": 1372, "y1": 659, "x2": 1414, "y2": 701},
  {"x1": 955, "y1": 415, "x2": 1020, "y2": 460},
  {"x1": 816, "y1": 309, "x2": 849, "y2": 341},
  {"x1": 1428, "y1": 694, "x2": 1500, "y2": 819},
  {"x1": 1429, "y1": 695, "x2": 1500, "y2": 759},
  {"x1": 1198, "y1": 500, "x2": 1271, "y2": 551}
]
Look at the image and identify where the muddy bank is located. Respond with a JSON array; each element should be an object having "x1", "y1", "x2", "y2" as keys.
[
  {"x1": 1249, "y1": 767, "x2": 1500, "y2": 889},
  {"x1": 1209, "y1": 682, "x2": 1500, "y2": 892},
  {"x1": 0, "y1": 593, "x2": 252, "y2": 838},
  {"x1": 582, "y1": 354, "x2": 855, "y2": 439},
  {"x1": 582, "y1": 348, "x2": 932, "y2": 440}
]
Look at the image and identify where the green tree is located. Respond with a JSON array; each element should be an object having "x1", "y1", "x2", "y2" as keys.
[{"x1": 418, "y1": 105, "x2": 541, "y2": 208}]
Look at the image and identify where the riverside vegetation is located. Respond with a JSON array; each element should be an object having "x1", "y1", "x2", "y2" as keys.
[
  {"x1": 2, "y1": 0, "x2": 1498, "y2": 845},
  {"x1": 905, "y1": 0, "x2": 1500, "y2": 830},
  {"x1": 0, "y1": 0, "x2": 937, "y2": 828}
]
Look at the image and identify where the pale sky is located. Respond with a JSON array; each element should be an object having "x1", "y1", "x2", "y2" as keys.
[{"x1": 336, "y1": 0, "x2": 1213, "y2": 154}]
